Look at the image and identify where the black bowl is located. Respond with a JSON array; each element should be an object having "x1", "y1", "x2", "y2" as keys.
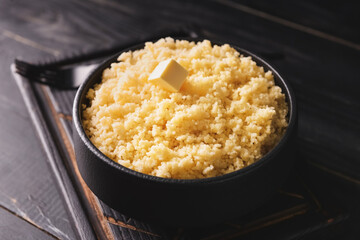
[{"x1": 73, "y1": 38, "x2": 297, "y2": 226}]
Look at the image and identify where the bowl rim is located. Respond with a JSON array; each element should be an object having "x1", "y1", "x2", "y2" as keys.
[{"x1": 73, "y1": 37, "x2": 297, "y2": 185}]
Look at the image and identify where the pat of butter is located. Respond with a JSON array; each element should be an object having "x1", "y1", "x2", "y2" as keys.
[{"x1": 148, "y1": 59, "x2": 188, "y2": 92}]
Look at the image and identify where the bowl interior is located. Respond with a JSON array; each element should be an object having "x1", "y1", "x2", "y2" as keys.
[{"x1": 73, "y1": 38, "x2": 297, "y2": 184}]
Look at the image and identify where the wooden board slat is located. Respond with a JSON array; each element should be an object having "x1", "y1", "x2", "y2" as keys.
[
  {"x1": 0, "y1": 38, "x2": 79, "y2": 239},
  {"x1": 12, "y1": 70, "x2": 96, "y2": 240},
  {"x1": 0, "y1": 207, "x2": 56, "y2": 240},
  {"x1": 231, "y1": 0, "x2": 360, "y2": 44}
]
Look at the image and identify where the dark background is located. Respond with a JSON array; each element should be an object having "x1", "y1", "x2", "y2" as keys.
[{"x1": 1, "y1": 0, "x2": 360, "y2": 239}]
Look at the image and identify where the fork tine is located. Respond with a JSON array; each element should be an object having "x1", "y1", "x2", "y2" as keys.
[
  {"x1": 15, "y1": 59, "x2": 39, "y2": 68},
  {"x1": 15, "y1": 66, "x2": 32, "y2": 77},
  {"x1": 15, "y1": 59, "x2": 100, "y2": 89},
  {"x1": 15, "y1": 59, "x2": 38, "y2": 71},
  {"x1": 14, "y1": 62, "x2": 29, "y2": 73},
  {"x1": 15, "y1": 59, "x2": 57, "y2": 76},
  {"x1": 15, "y1": 65, "x2": 56, "y2": 84},
  {"x1": 15, "y1": 60, "x2": 43, "y2": 76},
  {"x1": 15, "y1": 59, "x2": 70, "y2": 88},
  {"x1": 15, "y1": 59, "x2": 59, "y2": 81}
]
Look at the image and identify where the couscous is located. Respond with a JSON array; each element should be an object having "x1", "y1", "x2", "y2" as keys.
[{"x1": 82, "y1": 38, "x2": 288, "y2": 179}]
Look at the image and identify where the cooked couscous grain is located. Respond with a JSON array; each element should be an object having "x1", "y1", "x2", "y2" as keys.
[{"x1": 82, "y1": 38, "x2": 288, "y2": 179}]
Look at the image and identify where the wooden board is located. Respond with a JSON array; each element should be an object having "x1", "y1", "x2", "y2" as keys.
[
  {"x1": 11, "y1": 71, "x2": 357, "y2": 239},
  {"x1": 2, "y1": 0, "x2": 360, "y2": 239}
]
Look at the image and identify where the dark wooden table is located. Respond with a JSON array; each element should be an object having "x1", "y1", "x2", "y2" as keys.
[{"x1": 1, "y1": 1, "x2": 360, "y2": 239}]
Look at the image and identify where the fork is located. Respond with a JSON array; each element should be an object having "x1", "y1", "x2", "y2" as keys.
[
  {"x1": 14, "y1": 24, "x2": 204, "y2": 89},
  {"x1": 15, "y1": 59, "x2": 101, "y2": 89}
]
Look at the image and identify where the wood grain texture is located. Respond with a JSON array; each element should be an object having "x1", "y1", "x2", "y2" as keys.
[
  {"x1": 37, "y1": 84, "x2": 112, "y2": 239},
  {"x1": 0, "y1": 207, "x2": 56, "y2": 240},
  {"x1": 234, "y1": 0, "x2": 360, "y2": 44},
  {"x1": 0, "y1": 40, "x2": 78, "y2": 240},
  {"x1": 12, "y1": 70, "x2": 96, "y2": 239},
  {"x1": 2, "y1": 0, "x2": 360, "y2": 239}
]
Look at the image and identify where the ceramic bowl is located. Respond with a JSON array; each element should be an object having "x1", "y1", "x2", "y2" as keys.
[{"x1": 73, "y1": 38, "x2": 297, "y2": 226}]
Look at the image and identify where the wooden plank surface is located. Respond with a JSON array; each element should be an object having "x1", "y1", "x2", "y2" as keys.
[
  {"x1": 0, "y1": 33, "x2": 79, "y2": 240},
  {"x1": 1, "y1": 0, "x2": 360, "y2": 239},
  {"x1": 234, "y1": 0, "x2": 360, "y2": 45},
  {"x1": 12, "y1": 71, "x2": 96, "y2": 239},
  {"x1": 0, "y1": 207, "x2": 56, "y2": 240}
]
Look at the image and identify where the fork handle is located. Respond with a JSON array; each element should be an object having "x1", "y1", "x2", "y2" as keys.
[{"x1": 33, "y1": 24, "x2": 203, "y2": 68}]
